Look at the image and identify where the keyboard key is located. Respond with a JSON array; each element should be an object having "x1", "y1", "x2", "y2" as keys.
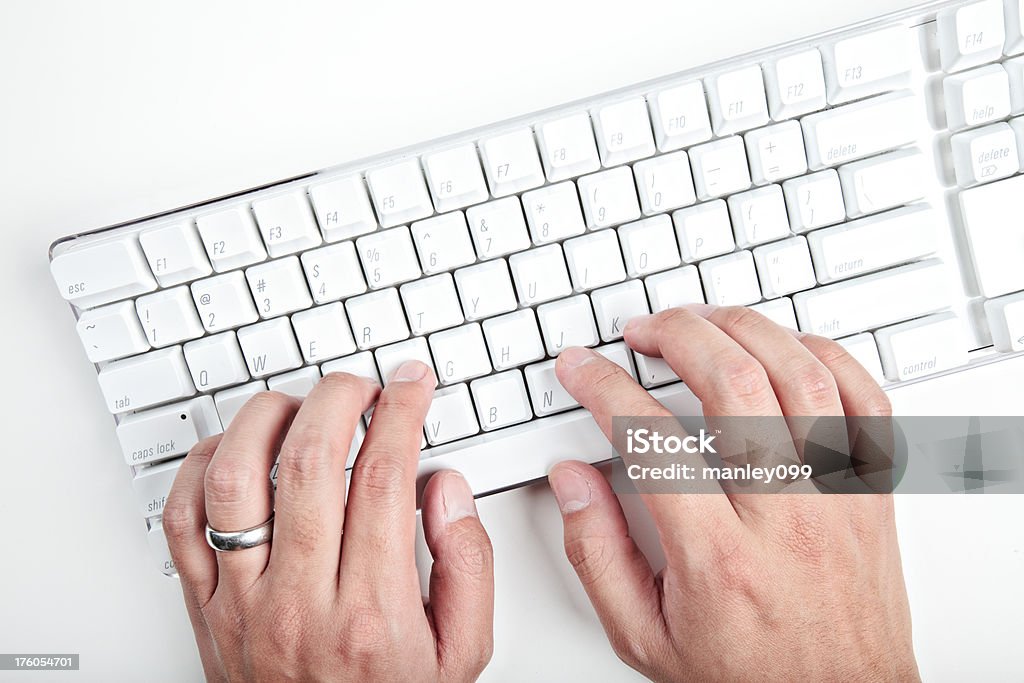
[
  {"x1": 750, "y1": 297, "x2": 798, "y2": 329},
  {"x1": 634, "y1": 353, "x2": 680, "y2": 389},
  {"x1": 266, "y1": 366, "x2": 322, "y2": 397},
  {"x1": 291, "y1": 303, "x2": 357, "y2": 363},
  {"x1": 645, "y1": 265, "x2": 705, "y2": 311},
  {"x1": 525, "y1": 359, "x2": 579, "y2": 416},
  {"x1": 479, "y1": 129, "x2": 545, "y2": 197},
  {"x1": 471, "y1": 371, "x2": 532, "y2": 431},
  {"x1": 422, "y1": 144, "x2": 489, "y2": 212},
  {"x1": 135, "y1": 286, "x2": 204, "y2": 348},
  {"x1": 76, "y1": 301, "x2": 149, "y2": 363},
  {"x1": 838, "y1": 149, "x2": 927, "y2": 217},
  {"x1": 563, "y1": 229, "x2": 627, "y2": 292},
  {"x1": 51, "y1": 235, "x2": 157, "y2": 309},
  {"x1": 985, "y1": 290, "x2": 1024, "y2": 351},
  {"x1": 300, "y1": 242, "x2": 367, "y2": 304},
  {"x1": 375, "y1": 337, "x2": 436, "y2": 385},
  {"x1": 118, "y1": 396, "x2": 221, "y2": 467},
  {"x1": 429, "y1": 323, "x2": 492, "y2": 385},
  {"x1": 938, "y1": 0, "x2": 1006, "y2": 73},
  {"x1": 672, "y1": 200, "x2": 735, "y2": 262},
  {"x1": 365, "y1": 159, "x2": 434, "y2": 228},
  {"x1": 454, "y1": 260, "x2": 518, "y2": 321},
  {"x1": 183, "y1": 331, "x2": 250, "y2": 391},
  {"x1": 706, "y1": 65, "x2": 770, "y2": 135},
  {"x1": 536, "y1": 112, "x2": 601, "y2": 181},
  {"x1": 411, "y1": 212, "x2": 476, "y2": 275},
  {"x1": 820, "y1": 26, "x2": 913, "y2": 104},
  {"x1": 592, "y1": 98, "x2": 657, "y2": 166},
  {"x1": 951, "y1": 121, "x2": 1020, "y2": 187},
  {"x1": 148, "y1": 523, "x2": 177, "y2": 576},
  {"x1": 875, "y1": 312, "x2": 968, "y2": 381},
  {"x1": 1004, "y1": 57, "x2": 1024, "y2": 112},
  {"x1": 577, "y1": 167, "x2": 642, "y2": 229},
  {"x1": 1007, "y1": 0, "x2": 1024, "y2": 56},
  {"x1": 764, "y1": 49, "x2": 827, "y2": 119},
  {"x1": 133, "y1": 459, "x2": 183, "y2": 518},
  {"x1": 214, "y1": 381, "x2": 267, "y2": 428},
  {"x1": 591, "y1": 280, "x2": 650, "y2": 342},
  {"x1": 522, "y1": 182, "x2": 587, "y2": 244},
  {"x1": 537, "y1": 295, "x2": 599, "y2": 355},
  {"x1": 424, "y1": 384, "x2": 479, "y2": 445},
  {"x1": 699, "y1": 251, "x2": 762, "y2": 306},
  {"x1": 236, "y1": 318, "x2": 303, "y2": 378},
  {"x1": 346, "y1": 288, "x2": 409, "y2": 350},
  {"x1": 245, "y1": 256, "x2": 313, "y2": 319},
  {"x1": 596, "y1": 341, "x2": 637, "y2": 379},
  {"x1": 98, "y1": 347, "x2": 195, "y2": 414},
  {"x1": 139, "y1": 222, "x2": 212, "y2": 287},
  {"x1": 400, "y1": 274, "x2": 465, "y2": 335},
  {"x1": 793, "y1": 259, "x2": 949, "y2": 338},
  {"x1": 633, "y1": 151, "x2": 696, "y2": 215},
  {"x1": 688, "y1": 136, "x2": 751, "y2": 200},
  {"x1": 465, "y1": 197, "x2": 531, "y2": 259},
  {"x1": 509, "y1": 244, "x2": 572, "y2": 305},
  {"x1": 356, "y1": 226, "x2": 422, "y2": 289},
  {"x1": 251, "y1": 192, "x2": 323, "y2": 257},
  {"x1": 726, "y1": 185, "x2": 791, "y2": 248},
  {"x1": 191, "y1": 271, "x2": 259, "y2": 333},
  {"x1": 836, "y1": 333, "x2": 884, "y2": 383},
  {"x1": 782, "y1": 170, "x2": 847, "y2": 232},
  {"x1": 618, "y1": 215, "x2": 681, "y2": 277},
  {"x1": 481, "y1": 309, "x2": 545, "y2": 370},
  {"x1": 959, "y1": 174, "x2": 1024, "y2": 296},
  {"x1": 322, "y1": 351, "x2": 381, "y2": 384},
  {"x1": 648, "y1": 81, "x2": 713, "y2": 151},
  {"x1": 944, "y1": 64, "x2": 1011, "y2": 131},
  {"x1": 744, "y1": 121, "x2": 808, "y2": 185},
  {"x1": 752, "y1": 236, "x2": 816, "y2": 298},
  {"x1": 195, "y1": 207, "x2": 267, "y2": 272},
  {"x1": 807, "y1": 204, "x2": 938, "y2": 284},
  {"x1": 308, "y1": 175, "x2": 378, "y2": 242},
  {"x1": 801, "y1": 91, "x2": 916, "y2": 169}
]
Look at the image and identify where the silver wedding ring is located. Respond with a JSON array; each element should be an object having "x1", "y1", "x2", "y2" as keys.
[{"x1": 205, "y1": 514, "x2": 274, "y2": 552}]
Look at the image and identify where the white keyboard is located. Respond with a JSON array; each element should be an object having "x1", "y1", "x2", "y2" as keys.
[{"x1": 50, "y1": 0, "x2": 1024, "y2": 574}]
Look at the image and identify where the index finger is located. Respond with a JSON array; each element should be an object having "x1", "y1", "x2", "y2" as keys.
[{"x1": 554, "y1": 346, "x2": 741, "y2": 554}]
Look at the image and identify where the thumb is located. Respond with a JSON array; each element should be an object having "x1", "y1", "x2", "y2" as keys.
[
  {"x1": 548, "y1": 461, "x2": 669, "y2": 672},
  {"x1": 422, "y1": 471, "x2": 494, "y2": 680}
]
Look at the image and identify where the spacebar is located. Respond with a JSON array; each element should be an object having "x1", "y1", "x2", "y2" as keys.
[{"x1": 414, "y1": 383, "x2": 703, "y2": 501}]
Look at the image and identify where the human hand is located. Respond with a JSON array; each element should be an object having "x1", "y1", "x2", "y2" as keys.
[
  {"x1": 548, "y1": 305, "x2": 919, "y2": 682},
  {"x1": 163, "y1": 361, "x2": 494, "y2": 682}
]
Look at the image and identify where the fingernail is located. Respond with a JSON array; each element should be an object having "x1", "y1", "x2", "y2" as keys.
[
  {"x1": 559, "y1": 346, "x2": 598, "y2": 369},
  {"x1": 549, "y1": 466, "x2": 592, "y2": 513},
  {"x1": 441, "y1": 472, "x2": 478, "y2": 523},
  {"x1": 390, "y1": 360, "x2": 428, "y2": 382}
]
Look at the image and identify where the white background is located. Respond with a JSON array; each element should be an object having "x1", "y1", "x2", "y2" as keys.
[{"x1": 1, "y1": 0, "x2": 1022, "y2": 680}]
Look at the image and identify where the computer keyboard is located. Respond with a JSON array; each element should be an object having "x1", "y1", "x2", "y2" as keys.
[{"x1": 49, "y1": 0, "x2": 1024, "y2": 574}]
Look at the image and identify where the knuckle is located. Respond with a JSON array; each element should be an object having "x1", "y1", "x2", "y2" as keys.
[
  {"x1": 564, "y1": 535, "x2": 613, "y2": 587},
  {"x1": 353, "y1": 455, "x2": 407, "y2": 499},
  {"x1": 204, "y1": 458, "x2": 261, "y2": 506},
  {"x1": 277, "y1": 439, "x2": 331, "y2": 485},
  {"x1": 655, "y1": 307, "x2": 699, "y2": 337},
  {"x1": 712, "y1": 305, "x2": 765, "y2": 335},
  {"x1": 714, "y1": 356, "x2": 771, "y2": 404},
  {"x1": 339, "y1": 604, "x2": 393, "y2": 661},
  {"x1": 862, "y1": 392, "x2": 893, "y2": 418},
  {"x1": 187, "y1": 435, "x2": 221, "y2": 460},
  {"x1": 317, "y1": 371, "x2": 371, "y2": 397},
  {"x1": 161, "y1": 496, "x2": 199, "y2": 543},
  {"x1": 443, "y1": 523, "x2": 493, "y2": 579},
  {"x1": 785, "y1": 363, "x2": 838, "y2": 410},
  {"x1": 376, "y1": 388, "x2": 426, "y2": 417},
  {"x1": 261, "y1": 599, "x2": 309, "y2": 657},
  {"x1": 243, "y1": 390, "x2": 299, "y2": 417},
  {"x1": 608, "y1": 630, "x2": 651, "y2": 671}
]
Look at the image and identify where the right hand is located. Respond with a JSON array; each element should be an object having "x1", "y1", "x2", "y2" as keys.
[{"x1": 548, "y1": 305, "x2": 920, "y2": 682}]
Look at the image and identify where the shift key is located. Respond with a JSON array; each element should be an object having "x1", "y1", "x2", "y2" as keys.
[{"x1": 117, "y1": 396, "x2": 222, "y2": 466}]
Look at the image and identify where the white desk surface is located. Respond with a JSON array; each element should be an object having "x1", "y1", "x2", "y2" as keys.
[{"x1": 1, "y1": 1, "x2": 1022, "y2": 680}]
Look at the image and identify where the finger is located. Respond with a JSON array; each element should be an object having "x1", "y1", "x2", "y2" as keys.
[
  {"x1": 162, "y1": 436, "x2": 223, "y2": 679},
  {"x1": 793, "y1": 332, "x2": 897, "y2": 492},
  {"x1": 547, "y1": 462, "x2": 671, "y2": 672},
  {"x1": 554, "y1": 347, "x2": 740, "y2": 548},
  {"x1": 205, "y1": 391, "x2": 299, "y2": 592},
  {"x1": 270, "y1": 372, "x2": 379, "y2": 583},
  {"x1": 623, "y1": 307, "x2": 782, "y2": 417},
  {"x1": 341, "y1": 361, "x2": 435, "y2": 599},
  {"x1": 422, "y1": 471, "x2": 494, "y2": 679}
]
